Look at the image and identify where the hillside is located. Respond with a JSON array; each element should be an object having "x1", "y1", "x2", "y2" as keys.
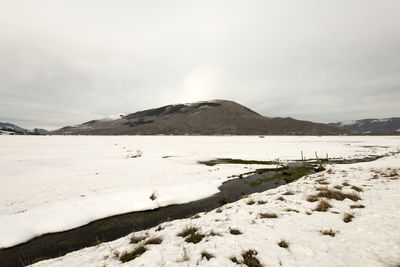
[
  {"x1": 330, "y1": 118, "x2": 400, "y2": 134},
  {"x1": 52, "y1": 100, "x2": 347, "y2": 135}
]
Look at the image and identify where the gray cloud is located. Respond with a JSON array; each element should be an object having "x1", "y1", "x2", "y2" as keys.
[{"x1": 0, "y1": 0, "x2": 399, "y2": 129}]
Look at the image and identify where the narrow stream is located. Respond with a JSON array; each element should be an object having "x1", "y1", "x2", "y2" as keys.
[{"x1": 0, "y1": 153, "x2": 390, "y2": 267}]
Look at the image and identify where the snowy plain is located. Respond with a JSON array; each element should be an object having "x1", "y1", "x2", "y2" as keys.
[
  {"x1": 0, "y1": 135, "x2": 399, "y2": 249},
  {"x1": 31, "y1": 140, "x2": 400, "y2": 267}
]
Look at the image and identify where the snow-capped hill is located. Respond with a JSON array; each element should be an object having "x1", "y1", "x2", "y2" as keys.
[{"x1": 331, "y1": 117, "x2": 400, "y2": 134}]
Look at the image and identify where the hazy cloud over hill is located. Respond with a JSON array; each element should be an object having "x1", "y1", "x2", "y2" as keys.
[{"x1": 0, "y1": 0, "x2": 399, "y2": 129}]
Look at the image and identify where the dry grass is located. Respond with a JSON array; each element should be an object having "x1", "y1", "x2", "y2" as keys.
[
  {"x1": 260, "y1": 212, "x2": 278, "y2": 218},
  {"x1": 191, "y1": 214, "x2": 201, "y2": 219},
  {"x1": 285, "y1": 208, "x2": 299, "y2": 213},
  {"x1": 343, "y1": 213, "x2": 354, "y2": 223},
  {"x1": 231, "y1": 250, "x2": 262, "y2": 267},
  {"x1": 314, "y1": 200, "x2": 332, "y2": 212},
  {"x1": 144, "y1": 237, "x2": 163, "y2": 245},
  {"x1": 320, "y1": 229, "x2": 336, "y2": 237},
  {"x1": 282, "y1": 191, "x2": 294, "y2": 195},
  {"x1": 130, "y1": 233, "x2": 147, "y2": 244},
  {"x1": 242, "y1": 250, "x2": 263, "y2": 267},
  {"x1": 306, "y1": 195, "x2": 319, "y2": 202},
  {"x1": 230, "y1": 228, "x2": 242, "y2": 235},
  {"x1": 316, "y1": 187, "x2": 329, "y2": 191},
  {"x1": 177, "y1": 226, "x2": 205, "y2": 243},
  {"x1": 350, "y1": 204, "x2": 365, "y2": 209},
  {"x1": 149, "y1": 192, "x2": 157, "y2": 201},
  {"x1": 308, "y1": 188, "x2": 360, "y2": 202},
  {"x1": 350, "y1": 185, "x2": 363, "y2": 192},
  {"x1": 278, "y1": 239, "x2": 289, "y2": 249},
  {"x1": 257, "y1": 200, "x2": 266, "y2": 205},
  {"x1": 177, "y1": 226, "x2": 198, "y2": 238},
  {"x1": 119, "y1": 245, "x2": 147, "y2": 263},
  {"x1": 342, "y1": 181, "x2": 350, "y2": 186},
  {"x1": 333, "y1": 185, "x2": 343, "y2": 190},
  {"x1": 185, "y1": 232, "x2": 205, "y2": 243},
  {"x1": 276, "y1": 196, "x2": 285, "y2": 201},
  {"x1": 201, "y1": 251, "x2": 215, "y2": 261},
  {"x1": 247, "y1": 199, "x2": 256, "y2": 205}
]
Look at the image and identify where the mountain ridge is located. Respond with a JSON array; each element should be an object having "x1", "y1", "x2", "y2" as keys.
[
  {"x1": 52, "y1": 100, "x2": 347, "y2": 135},
  {"x1": 330, "y1": 117, "x2": 400, "y2": 134}
]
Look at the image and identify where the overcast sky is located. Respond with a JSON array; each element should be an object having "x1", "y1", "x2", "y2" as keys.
[{"x1": 1, "y1": 0, "x2": 399, "y2": 130}]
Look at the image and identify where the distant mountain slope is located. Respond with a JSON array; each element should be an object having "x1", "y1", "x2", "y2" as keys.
[
  {"x1": 52, "y1": 100, "x2": 347, "y2": 135},
  {"x1": 330, "y1": 118, "x2": 400, "y2": 134},
  {"x1": 0, "y1": 122, "x2": 28, "y2": 133},
  {"x1": 0, "y1": 122, "x2": 48, "y2": 135}
]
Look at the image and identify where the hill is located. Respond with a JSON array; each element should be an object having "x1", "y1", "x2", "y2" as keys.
[
  {"x1": 52, "y1": 100, "x2": 348, "y2": 135},
  {"x1": 330, "y1": 118, "x2": 400, "y2": 134}
]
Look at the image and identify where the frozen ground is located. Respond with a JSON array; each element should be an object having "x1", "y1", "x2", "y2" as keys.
[
  {"x1": 0, "y1": 136, "x2": 399, "y2": 248},
  {"x1": 32, "y1": 151, "x2": 400, "y2": 267}
]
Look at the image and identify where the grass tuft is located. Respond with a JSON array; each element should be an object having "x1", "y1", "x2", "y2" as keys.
[
  {"x1": 119, "y1": 245, "x2": 147, "y2": 263},
  {"x1": 230, "y1": 228, "x2": 242, "y2": 235},
  {"x1": 314, "y1": 200, "x2": 332, "y2": 212},
  {"x1": 260, "y1": 212, "x2": 278, "y2": 218},
  {"x1": 177, "y1": 226, "x2": 198, "y2": 238},
  {"x1": 350, "y1": 185, "x2": 363, "y2": 192},
  {"x1": 257, "y1": 200, "x2": 266, "y2": 205},
  {"x1": 177, "y1": 226, "x2": 205, "y2": 243},
  {"x1": 285, "y1": 208, "x2": 299, "y2": 213},
  {"x1": 201, "y1": 251, "x2": 215, "y2": 261},
  {"x1": 343, "y1": 213, "x2": 354, "y2": 223},
  {"x1": 130, "y1": 233, "x2": 147, "y2": 244},
  {"x1": 185, "y1": 232, "x2": 205, "y2": 244},
  {"x1": 149, "y1": 192, "x2": 157, "y2": 201},
  {"x1": 320, "y1": 229, "x2": 336, "y2": 237},
  {"x1": 278, "y1": 239, "x2": 289, "y2": 249},
  {"x1": 306, "y1": 195, "x2": 319, "y2": 202},
  {"x1": 308, "y1": 188, "x2": 360, "y2": 202},
  {"x1": 144, "y1": 236, "x2": 163, "y2": 245},
  {"x1": 231, "y1": 250, "x2": 262, "y2": 267},
  {"x1": 350, "y1": 204, "x2": 365, "y2": 209},
  {"x1": 342, "y1": 181, "x2": 350, "y2": 186},
  {"x1": 242, "y1": 250, "x2": 263, "y2": 267},
  {"x1": 247, "y1": 199, "x2": 256, "y2": 205}
]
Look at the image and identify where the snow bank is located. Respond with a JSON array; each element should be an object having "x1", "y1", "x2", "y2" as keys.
[
  {"x1": 32, "y1": 153, "x2": 400, "y2": 267},
  {"x1": 0, "y1": 135, "x2": 399, "y2": 248}
]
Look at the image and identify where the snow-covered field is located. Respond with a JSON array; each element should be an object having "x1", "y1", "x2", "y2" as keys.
[
  {"x1": 31, "y1": 141, "x2": 400, "y2": 267},
  {"x1": 0, "y1": 135, "x2": 399, "y2": 249}
]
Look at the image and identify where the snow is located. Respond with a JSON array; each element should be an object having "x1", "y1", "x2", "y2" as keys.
[
  {"x1": 371, "y1": 118, "x2": 390, "y2": 123},
  {"x1": 101, "y1": 113, "x2": 128, "y2": 121},
  {"x1": 0, "y1": 136, "x2": 400, "y2": 249},
  {"x1": 339, "y1": 120, "x2": 357, "y2": 126},
  {"x1": 31, "y1": 148, "x2": 400, "y2": 267}
]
